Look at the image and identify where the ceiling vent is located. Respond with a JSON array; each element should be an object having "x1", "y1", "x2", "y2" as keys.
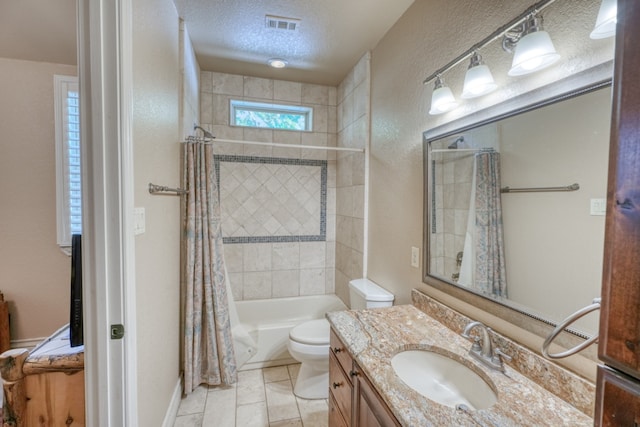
[{"x1": 265, "y1": 15, "x2": 300, "y2": 31}]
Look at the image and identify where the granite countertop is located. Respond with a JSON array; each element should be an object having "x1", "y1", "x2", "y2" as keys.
[{"x1": 327, "y1": 304, "x2": 592, "y2": 427}]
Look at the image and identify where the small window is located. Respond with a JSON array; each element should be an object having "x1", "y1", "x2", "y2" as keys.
[
  {"x1": 230, "y1": 100, "x2": 312, "y2": 131},
  {"x1": 54, "y1": 75, "x2": 82, "y2": 251}
]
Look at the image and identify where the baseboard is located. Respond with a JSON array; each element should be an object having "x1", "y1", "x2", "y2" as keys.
[
  {"x1": 162, "y1": 377, "x2": 183, "y2": 427},
  {"x1": 10, "y1": 337, "x2": 47, "y2": 350}
]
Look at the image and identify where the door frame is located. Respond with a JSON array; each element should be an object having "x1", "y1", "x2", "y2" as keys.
[{"x1": 78, "y1": 0, "x2": 137, "y2": 425}]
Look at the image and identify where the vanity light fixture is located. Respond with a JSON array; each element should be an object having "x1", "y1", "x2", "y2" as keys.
[
  {"x1": 461, "y1": 52, "x2": 498, "y2": 99},
  {"x1": 268, "y1": 58, "x2": 288, "y2": 68},
  {"x1": 505, "y1": 13, "x2": 560, "y2": 76},
  {"x1": 422, "y1": 0, "x2": 562, "y2": 111},
  {"x1": 429, "y1": 76, "x2": 459, "y2": 115},
  {"x1": 590, "y1": 0, "x2": 617, "y2": 39}
]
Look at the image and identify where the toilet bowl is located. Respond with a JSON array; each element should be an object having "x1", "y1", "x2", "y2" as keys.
[
  {"x1": 287, "y1": 319, "x2": 331, "y2": 399},
  {"x1": 287, "y1": 279, "x2": 394, "y2": 399}
]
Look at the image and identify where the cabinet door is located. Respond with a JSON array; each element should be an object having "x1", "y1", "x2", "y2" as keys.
[
  {"x1": 329, "y1": 391, "x2": 349, "y2": 427},
  {"x1": 329, "y1": 350, "x2": 353, "y2": 426},
  {"x1": 354, "y1": 364, "x2": 400, "y2": 427},
  {"x1": 599, "y1": 0, "x2": 640, "y2": 378},
  {"x1": 595, "y1": 365, "x2": 640, "y2": 426}
]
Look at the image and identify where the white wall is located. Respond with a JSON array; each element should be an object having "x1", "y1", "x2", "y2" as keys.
[
  {"x1": 132, "y1": 0, "x2": 182, "y2": 425},
  {"x1": 0, "y1": 58, "x2": 77, "y2": 344}
]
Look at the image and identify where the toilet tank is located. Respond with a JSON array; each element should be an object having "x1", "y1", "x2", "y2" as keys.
[{"x1": 348, "y1": 278, "x2": 394, "y2": 310}]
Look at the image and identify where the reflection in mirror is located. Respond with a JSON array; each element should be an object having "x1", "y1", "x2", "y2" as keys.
[{"x1": 427, "y1": 86, "x2": 611, "y2": 337}]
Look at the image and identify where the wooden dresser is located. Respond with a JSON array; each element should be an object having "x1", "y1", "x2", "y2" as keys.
[
  {"x1": 0, "y1": 293, "x2": 10, "y2": 355},
  {"x1": 0, "y1": 325, "x2": 85, "y2": 427}
]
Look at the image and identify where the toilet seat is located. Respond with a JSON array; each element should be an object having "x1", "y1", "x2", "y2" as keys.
[{"x1": 289, "y1": 319, "x2": 330, "y2": 345}]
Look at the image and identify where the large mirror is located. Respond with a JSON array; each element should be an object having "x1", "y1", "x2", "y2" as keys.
[{"x1": 423, "y1": 66, "x2": 613, "y2": 342}]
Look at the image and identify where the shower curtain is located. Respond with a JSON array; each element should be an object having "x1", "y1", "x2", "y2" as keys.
[
  {"x1": 474, "y1": 151, "x2": 507, "y2": 297},
  {"x1": 183, "y1": 141, "x2": 237, "y2": 394}
]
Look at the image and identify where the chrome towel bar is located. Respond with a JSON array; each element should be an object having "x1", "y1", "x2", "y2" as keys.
[{"x1": 148, "y1": 183, "x2": 188, "y2": 195}]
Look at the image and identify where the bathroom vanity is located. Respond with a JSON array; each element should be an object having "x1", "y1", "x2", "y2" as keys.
[
  {"x1": 327, "y1": 290, "x2": 593, "y2": 426},
  {"x1": 329, "y1": 329, "x2": 400, "y2": 426}
]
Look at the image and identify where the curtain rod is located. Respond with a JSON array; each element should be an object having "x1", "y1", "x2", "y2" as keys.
[
  {"x1": 422, "y1": 0, "x2": 559, "y2": 84},
  {"x1": 183, "y1": 136, "x2": 364, "y2": 153}
]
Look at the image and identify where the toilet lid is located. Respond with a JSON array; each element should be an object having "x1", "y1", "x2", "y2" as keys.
[{"x1": 289, "y1": 319, "x2": 330, "y2": 345}]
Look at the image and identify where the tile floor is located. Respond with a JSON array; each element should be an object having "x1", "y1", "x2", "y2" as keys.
[{"x1": 173, "y1": 364, "x2": 329, "y2": 427}]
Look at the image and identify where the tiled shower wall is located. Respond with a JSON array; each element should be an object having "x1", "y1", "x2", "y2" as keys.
[
  {"x1": 335, "y1": 53, "x2": 370, "y2": 304},
  {"x1": 199, "y1": 71, "x2": 338, "y2": 301},
  {"x1": 430, "y1": 148, "x2": 474, "y2": 282}
]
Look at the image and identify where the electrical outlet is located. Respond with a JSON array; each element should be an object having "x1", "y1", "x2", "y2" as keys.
[{"x1": 411, "y1": 246, "x2": 420, "y2": 268}]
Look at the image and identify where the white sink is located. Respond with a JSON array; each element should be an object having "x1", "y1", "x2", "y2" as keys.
[{"x1": 391, "y1": 349, "x2": 497, "y2": 410}]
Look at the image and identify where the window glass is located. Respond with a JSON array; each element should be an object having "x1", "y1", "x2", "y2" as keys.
[
  {"x1": 54, "y1": 75, "x2": 81, "y2": 250},
  {"x1": 230, "y1": 100, "x2": 312, "y2": 131}
]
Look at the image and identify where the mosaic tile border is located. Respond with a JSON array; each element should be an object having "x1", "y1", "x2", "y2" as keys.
[{"x1": 214, "y1": 155, "x2": 327, "y2": 244}]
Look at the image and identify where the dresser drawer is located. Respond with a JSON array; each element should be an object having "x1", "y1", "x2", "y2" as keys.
[
  {"x1": 330, "y1": 329, "x2": 353, "y2": 382},
  {"x1": 330, "y1": 350, "x2": 352, "y2": 425}
]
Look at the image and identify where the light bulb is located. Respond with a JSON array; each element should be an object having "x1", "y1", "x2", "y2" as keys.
[
  {"x1": 268, "y1": 58, "x2": 288, "y2": 68},
  {"x1": 429, "y1": 76, "x2": 459, "y2": 115},
  {"x1": 508, "y1": 15, "x2": 560, "y2": 76},
  {"x1": 461, "y1": 53, "x2": 497, "y2": 99}
]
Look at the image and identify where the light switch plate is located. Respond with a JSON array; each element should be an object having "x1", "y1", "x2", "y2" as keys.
[
  {"x1": 134, "y1": 207, "x2": 145, "y2": 234},
  {"x1": 590, "y1": 198, "x2": 606, "y2": 216},
  {"x1": 411, "y1": 246, "x2": 420, "y2": 268}
]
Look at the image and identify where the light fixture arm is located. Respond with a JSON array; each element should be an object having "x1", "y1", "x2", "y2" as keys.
[
  {"x1": 502, "y1": 13, "x2": 545, "y2": 54},
  {"x1": 422, "y1": 0, "x2": 559, "y2": 85},
  {"x1": 502, "y1": 26, "x2": 525, "y2": 54}
]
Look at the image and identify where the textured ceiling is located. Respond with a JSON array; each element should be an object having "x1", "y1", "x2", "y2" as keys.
[
  {"x1": 0, "y1": 0, "x2": 414, "y2": 86},
  {"x1": 175, "y1": 0, "x2": 415, "y2": 85}
]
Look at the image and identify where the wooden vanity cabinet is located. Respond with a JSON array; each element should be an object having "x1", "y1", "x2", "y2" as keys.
[
  {"x1": 352, "y1": 362, "x2": 401, "y2": 427},
  {"x1": 595, "y1": 0, "x2": 640, "y2": 424},
  {"x1": 329, "y1": 328, "x2": 400, "y2": 427}
]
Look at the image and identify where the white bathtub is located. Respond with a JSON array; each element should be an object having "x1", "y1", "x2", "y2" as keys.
[{"x1": 235, "y1": 294, "x2": 347, "y2": 371}]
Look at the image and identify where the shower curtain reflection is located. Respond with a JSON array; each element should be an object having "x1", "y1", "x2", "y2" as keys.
[{"x1": 466, "y1": 151, "x2": 507, "y2": 297}]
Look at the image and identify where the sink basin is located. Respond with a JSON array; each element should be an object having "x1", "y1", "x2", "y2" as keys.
[{"x1": 391, "y1": 349, "x2": 497, "y2": 410}]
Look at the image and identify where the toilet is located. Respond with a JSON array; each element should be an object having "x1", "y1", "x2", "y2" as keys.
[{"x1": 287, "y1": 278, "x2": 394, "y2": 399}]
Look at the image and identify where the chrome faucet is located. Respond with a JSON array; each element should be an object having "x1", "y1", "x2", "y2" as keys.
[{"x1": 462, "y1": 321, "x2": 512, "y2": 373}]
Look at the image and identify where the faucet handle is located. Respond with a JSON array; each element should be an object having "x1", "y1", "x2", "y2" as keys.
[
  {"x1": 493, "y1": 348, "x2": 512, "y2": 364},
  {"x1": 462, "y1": 332, "x2": 482, "y2": 350}
]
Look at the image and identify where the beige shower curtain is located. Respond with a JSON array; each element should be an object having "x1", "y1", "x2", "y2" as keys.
[
  {"x1": 474, "y1": 151, "x2": 508, "y2": 297},
  {"x1": 183, "y1": 141, "x2": 237, "y2": 394}
]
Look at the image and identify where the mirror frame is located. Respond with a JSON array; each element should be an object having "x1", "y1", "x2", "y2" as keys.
[{"x1": 422, "y1": 60, "x2": 613, "y2": 352}]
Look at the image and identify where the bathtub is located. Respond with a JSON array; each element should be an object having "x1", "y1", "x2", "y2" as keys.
[{"x1": 235, "y1": 294, "x2": 347, "y2": 371}]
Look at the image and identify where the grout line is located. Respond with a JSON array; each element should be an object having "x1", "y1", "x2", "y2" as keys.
[{"x1": 175, "y1": 364, "x2": 309, "y2": 427}]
